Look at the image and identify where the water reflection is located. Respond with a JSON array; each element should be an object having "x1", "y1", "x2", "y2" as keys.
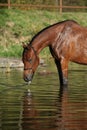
[
  {"x1": 21, "y1": 83, "x2": 87, "y2": 130},
  {"x1": 57, "y1": 85, "x2": 87, "y2": 130},
  {"x1": 22, "y1": 89, "x2": 38, "y2": 130},
  {"x1": 0, "y1": 69, "x2": 87, "y2": 130},
  {"x1": 22, "y1": 89, "x2": 57, "y2": 130}
]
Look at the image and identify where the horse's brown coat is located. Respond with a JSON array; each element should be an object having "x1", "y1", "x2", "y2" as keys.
[{"x1": 22, "y1": 20, "x2": 87, "y2": 85}]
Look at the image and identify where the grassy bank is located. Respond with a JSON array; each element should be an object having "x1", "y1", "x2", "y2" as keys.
[{"x1": 0, "y1": 9, "x2": 87, "y2": 58}]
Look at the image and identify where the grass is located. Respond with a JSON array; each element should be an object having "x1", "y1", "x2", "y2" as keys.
[
  {"x1": 0, "y1": 8, "x2": 87, "y2": 58},
  {"x1": 0, "y1": 44, "x2": 22, "y2": 57}
]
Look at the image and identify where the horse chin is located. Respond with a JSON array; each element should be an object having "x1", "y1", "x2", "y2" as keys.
[{"x1": 24, "y1": 73, "x2": 34, "y2": 84}]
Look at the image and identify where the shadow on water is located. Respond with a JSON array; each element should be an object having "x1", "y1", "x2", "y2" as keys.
[{"x1": 0, "y1": 68, "x2": 87, "y2": 130}]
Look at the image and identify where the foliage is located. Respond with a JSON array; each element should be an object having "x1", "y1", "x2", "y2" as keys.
[
  {"x1": 0, "y1": 0, "x2": 87, "y2": 12},
  {"x1": 1, "y1": 0, "x2": 87, "y2": 7},
  {"x1": 0, "y1": 0, "x2": 7, "y2": 3}
]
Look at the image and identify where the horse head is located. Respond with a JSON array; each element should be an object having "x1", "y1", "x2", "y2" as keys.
[{"x1": 22, "y1": 44, "x2": 39, "y2": 84}]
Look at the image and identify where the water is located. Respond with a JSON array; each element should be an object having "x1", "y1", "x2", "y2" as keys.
[{"x1": 0, "y1": 64, "x2": 87, "y2": 130}]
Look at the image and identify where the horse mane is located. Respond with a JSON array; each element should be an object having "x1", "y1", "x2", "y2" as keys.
[{"x1": 29, "y1": 20, "x2": 78, "y2": 45}]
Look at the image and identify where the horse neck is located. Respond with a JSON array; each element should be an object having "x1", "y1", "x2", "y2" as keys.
[
  {"x1": 30, "y1": 27, "x2": 57, "y2": 54},
  {"x1": 32, "y1": 40, "x2": 49, "y2": 54}
]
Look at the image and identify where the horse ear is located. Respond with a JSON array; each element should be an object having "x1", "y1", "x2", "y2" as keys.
[{"x1": 22, "y1": 42, "x2": 27, "y2": 48}]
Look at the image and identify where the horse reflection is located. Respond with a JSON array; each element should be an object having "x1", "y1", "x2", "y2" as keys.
[
  {"x1": 21, "y1": 90, "x2": 39, "y2": 130},
  {"x1": 21, "y1": 90, "x2": 58, "y2": 130},
  {"x1": 21, "y1": 86, "x2": 87, "y2": 130},
  {"x1": 56, "y1": 85, "x2": 87, "y2": 130}
]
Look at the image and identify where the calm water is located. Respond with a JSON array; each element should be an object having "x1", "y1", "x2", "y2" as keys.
[{"x1": 0, "y1": 64, "x2": 87, "y2": 130}]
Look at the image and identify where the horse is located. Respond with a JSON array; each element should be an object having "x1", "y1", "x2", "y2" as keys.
[{"x1": 22, "y1": 20, "x2": 87, "y2": 86}]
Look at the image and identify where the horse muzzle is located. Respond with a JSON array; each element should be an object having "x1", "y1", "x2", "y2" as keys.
[{"x1": 24, "y1": 73, "x2": 34, "y2": 83}]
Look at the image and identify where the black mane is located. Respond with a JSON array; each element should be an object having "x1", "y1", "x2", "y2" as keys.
[{"x1": 29, "y1": 20, "x2": 78, "y2": 45}]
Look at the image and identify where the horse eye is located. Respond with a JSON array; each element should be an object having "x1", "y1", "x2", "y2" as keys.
[{"x1": 28, "y1": 58, "x2": 32, "y2": 64}]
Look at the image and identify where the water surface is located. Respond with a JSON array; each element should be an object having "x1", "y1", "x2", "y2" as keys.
[{"x1": 0, "y1": 64, "x2": 87, "y2": 130}]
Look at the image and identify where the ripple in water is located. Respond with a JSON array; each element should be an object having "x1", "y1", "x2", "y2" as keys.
[{"x1": 0, "y1": 69, "x2": 87, "y2": 130}]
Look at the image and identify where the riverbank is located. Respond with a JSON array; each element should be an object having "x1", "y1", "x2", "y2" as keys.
[
  {"x1": 0, "y1": 58, "x2": 23, "y2": 68},
  {"x1": 0, "y1": 57, "x2": 45, "y2": 68}
]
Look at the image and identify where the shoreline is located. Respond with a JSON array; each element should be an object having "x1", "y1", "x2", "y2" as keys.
[{"x1": 0, "y1": 57, "x2": 45, "y2": 68}]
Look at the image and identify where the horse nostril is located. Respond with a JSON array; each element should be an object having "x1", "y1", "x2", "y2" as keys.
[
  {"x1": 24, "y1": 76, "x2": 29, "y2": 82},
  {"x1": 24, "y1": 74, "x2": 34, "y2": 82}
]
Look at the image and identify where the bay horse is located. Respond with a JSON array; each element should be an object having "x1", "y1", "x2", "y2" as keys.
[{"x1": 22, "y1": 20, "x2": 87, "y2": 86}]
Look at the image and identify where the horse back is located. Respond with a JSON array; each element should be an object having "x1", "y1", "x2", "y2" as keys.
[{"x1": 51, "y1": 20, "x2": 87, "y2": 64}]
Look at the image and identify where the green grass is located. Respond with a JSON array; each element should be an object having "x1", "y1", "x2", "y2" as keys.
[
  {"x1": 0, "y1": 9, "x2": 87, "y2": 58},
  {"x1": 0, "y1": 44, "x2": 23, "y2": 57}
]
